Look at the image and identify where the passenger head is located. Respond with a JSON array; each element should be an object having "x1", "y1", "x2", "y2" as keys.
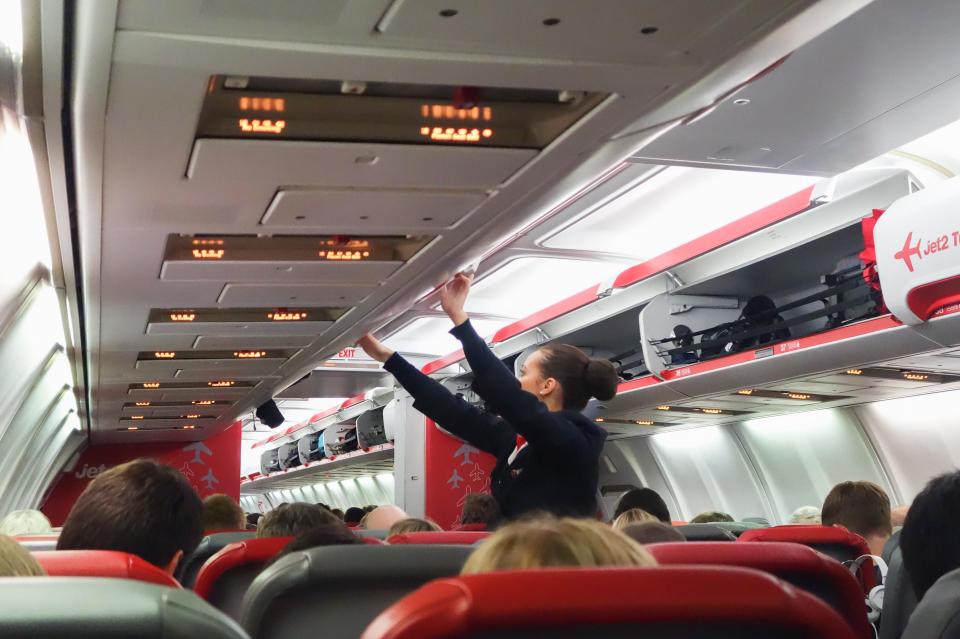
[
  {"x1": 891, "y1": 505, "x2": 909, "y2": 529},
  {"x1": 246, "y1": 512, "x2": 263, "y2": 530},
  {"x1": 0, "y1": 509, "x2": 52, "y2": 536},
  {"x1": 459, "y1": 493, "x2": 502, "y2": 530},
  {"x1": 901, "y1": 471, "x2": 960, "y2": 598},
  {"x1": 789, "y1": 506, "x2": 822, "y2": 525},
  {"x1": 0, "y1": 535, "x2": 45, "y2": 576},
  {"x1": 690, "y1": 511, "x2": 735, "y2": 524},
  {"x1": 821, "y1": 480, "x2": 892, "y2": 555},
  {"x1": 621, "y1": 522, "x2": 687, "y2": 545},
  {"x1": 613, "y1": 488, "x2": 671, "y2": 523},
  {"x1": 343, "y1": 507, "x2": 365, "y2": 525},
  {"x1": 266, "y1": 522, "x2": 362, "y2": 567},
  {"x1": 461, "y1": 516, "x2": 657, "y2": 574},
  {"x1": 612, "y1": 508, "x2": 658, "y2": 531},
  {"x1": 363, "y1": 505, "x2": 409, "y2": 530},
  {"x1": 519, "y1": 344, "x2": 618, "y2": 411},
  {"x1": 257, "y1": 503, "x2": 338, "y2": 538},
  {"x1": 388, "y1": 518, "x2": 442, "y2": 537},
  {"x1": 201, "y1": 493, "x2": 246, "y2": 532},
  {"x1": 57, "y1": 459, "x2": 203, "y2": 574},
  {"x1": 331, "y1": 508, "x2": 345, "y2": 520}
]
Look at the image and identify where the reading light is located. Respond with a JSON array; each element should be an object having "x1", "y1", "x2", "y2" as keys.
[
  {"x1": 208, "y1": 381, "x2": 235, "y2": 387},
  {"x1": 701, "y1": 408, "x2": 724, "y2": 415},
  {"x1": 636, "y1": 420, "x2": 655, "y2": 426},
  {"x1": 143, "y1": 382, "x2": 160, "y2": 389},
  {"x1": 193, "y1": 400, "x2": 215, "y2": 405},
  {"x1": 786, "y1": 393, "x2": 812, "y2": 401},
  {"x1": 655, "y1": 405, "x2": 671, "y2": 411},
  {"x1": 737, "y1": 389, "x2": 754, "y2": 395},
  {"x1": 234, "y1": 351, "x2": 267, "y2": 359},
  {"x1": 154, "y1": 351, "x2": 176, "y2": 359},
  {"x1": 903, "y1": 372, "x2": 929, "y2": 381},
  {"x1": 846, "y1": 369, "x2": 863, "y2": 375},
  {"x1": 267, "y1": 312, "x2": 307, "y2": 321},
  {"x1": 135, "y1": 402, "x2": 150, "y2": 406},
  {"x1": 170, "y1": 313, "x2": 196, "y2": 321}
]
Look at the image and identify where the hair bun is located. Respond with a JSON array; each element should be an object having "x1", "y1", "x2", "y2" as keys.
[{"x1": 584, "y1": 358, "x2": 618, "y2": 401}]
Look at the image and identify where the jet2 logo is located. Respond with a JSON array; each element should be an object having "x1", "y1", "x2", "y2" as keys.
[{"x1": 894, "y1": 229, "x2": 960, "y2": 272}]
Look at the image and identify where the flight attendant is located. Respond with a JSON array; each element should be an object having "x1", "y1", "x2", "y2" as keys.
[{"x1": 358, "y1": 273, "x2": 618, "y2": 519}]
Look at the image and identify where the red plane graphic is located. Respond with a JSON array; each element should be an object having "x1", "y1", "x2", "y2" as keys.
[{"x1": 894, "y1": 232, "x2": 922, "y2": 272}]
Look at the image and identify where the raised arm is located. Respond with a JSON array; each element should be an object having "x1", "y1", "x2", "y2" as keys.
[{"x1": 358, "y1": 334, "x2": 514, "y2": 456}]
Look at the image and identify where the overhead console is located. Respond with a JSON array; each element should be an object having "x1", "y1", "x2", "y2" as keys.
[{"x1": 195, "y1": 75, "x2": 607, "y2": 149}]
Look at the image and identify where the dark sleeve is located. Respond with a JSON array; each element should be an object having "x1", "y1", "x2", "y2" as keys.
[
  {"x1": 450, "y1": 320, "x2": 588, "y2": 454},
  {"x1": 383, "y1": 352, "x2": 514, "y2": 457}
]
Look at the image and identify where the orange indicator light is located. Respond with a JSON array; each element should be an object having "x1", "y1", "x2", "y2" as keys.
[
  {"x1": 239, "y1": 97, "x2": 285, "y2": 112},
  {"x1": 193, "y1": 400, "x2": 215, "y2": 405},
  {"x1": 154, "y1": 351, "x2": 176, "y2": 359},
  {"x1": 191, "y1": 239, "x2": 224, "y2": 245},
  {"x1": 135, "y1": 402, "x2": 150, "y2": 406},
  {"x1": 267, "y1": 312, "x2": 307, "y2": 321},
  {"x1": 786, "y1": 393, "x2": 812, "y2": 401},
  {"x1": 737, "y1": 389, "x2": 754, "y2": 395},
  {"x1": 846, "y1": 369, "x2": 863, "y2": 375},
  {"x1": 127, "y1": 426, "x2": 139, "y2": 431},
  {"x1": 143, "y1": 382, "x2": 160, "y2": 389},
  {"x1": 701, "y1": 408, "x2": 723, "y2": 415},
  {"x1": 655, "y1": 405, "x2": 671, "y2": 411},
  {"x1": 182, "y1": 425, "x2": 196, "y2": 430},
  {"x1": 904, "y1": 372, "x2": 929, "y2": 381},
  {"x1": 130, "y1": 416, "x2": 144, "y2": 420},
  {"x1": 421, "y1": 127, "x2": 490, "y2": 143},
  {"x1": 185, "y1": 414, "x2": 200, "y2": 419},
  {"x1": 170, "y1": 313, "x2": 196, "y2": 321},
  {"x1": 234, "y1": 351, "x2": 267, "y2": 359},
  {"x1": 636, "y1": 420, "x2": 654, "y2": 426},
  {"x1": 238, "y1": 118, "x2": 286, "y2": 134},
  {"x1": 208, "y1": 381, "x2": 235, "y2": 387},
  {"x1": 192, "y1": 249, "x2": 225, "y2": 259}
]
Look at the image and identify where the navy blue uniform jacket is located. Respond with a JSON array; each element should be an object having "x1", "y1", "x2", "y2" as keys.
[{"x1": 384, "y1": 320, "x2": 606, "y2": 519}]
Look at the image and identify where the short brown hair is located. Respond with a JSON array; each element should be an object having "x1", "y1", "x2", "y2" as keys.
[
  {"x1": 459, "y1": 493, "x2": 502, "y2": 529},
  {"x1": 201, "y1": 493, "x2": 246, "y2": 531},
  {"x1": 257, "y1": 503, "x2": 339, "y2": 538},
  {"x1": 57, "y1": 459, "x2": 203, "y2": 569},
  {"x1": 462, "y1": 516, "x2": 656, "y2": 574},
  {"x1": 821, "y1": 481, "x2": 892, "y2": 538}
]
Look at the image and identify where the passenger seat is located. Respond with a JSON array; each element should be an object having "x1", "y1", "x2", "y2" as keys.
[
  {"x1": 901, "y1": 567, "x2": 960, "y2": 639},
  {"x1": 0, "y1": 577, "x2": 248, "y2": 638},
  {"x1": 178, "y1": 531, "x2": 256, "y2": 588},
  {"x1": 33, "y1": 550, "x2": 181, "y2": 588},
  {"x1": 240, "y1": 544, "x2": 472, "y2": 639},
  {"x1": 880, "y1": 531, "x2": 919, "y2": 639},
  {"x1": 194, "y1": 537, "x2": 293, "y2": 621},
  {"x1": 386, "y1": 531, "x2": 489, "y2": 545},
  {"x1": 674, "y1": 523, "x2": 737, "y2": 541},
  {"x1": 361, "y1": 566, "x2": 861, "y2": 639}
]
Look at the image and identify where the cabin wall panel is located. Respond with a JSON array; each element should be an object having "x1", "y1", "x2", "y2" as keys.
[{"x1": 856, "y1": 389, "x2": 960, "y2": 504}]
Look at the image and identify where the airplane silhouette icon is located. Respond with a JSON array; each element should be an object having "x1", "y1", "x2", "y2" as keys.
[
  {"x1": 894, "y1": 232, "x2": 923, "y2": 273},
  {"x1": 183, "y1": 441, "x2": 213, "y2": 465},
  {"x1": 447, "y1": 468, "x2": 463, "y2": 489},
  {"x1": 201, "y1": 469, "x2": 219, "y2": 490},
  {"x1": 454, "y1": 443, "x2": 478, "y2": 466}
]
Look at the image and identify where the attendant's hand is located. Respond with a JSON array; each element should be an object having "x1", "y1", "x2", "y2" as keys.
[
  {"x1": 440, "y1": 272, "x2": 473, "y2": 326},
  {"x1": 357, "y1": 333, "x2": 395, "y2": 363}
]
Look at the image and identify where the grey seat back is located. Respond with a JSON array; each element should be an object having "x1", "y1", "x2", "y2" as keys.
[
  {"x1": 179, "y1": 531, "x2": 256, "y2": 587},
  {"x1": 710, "y1": 522, "x2": 765, "y2": 537},
  {"x1": 903, "y1": 567, "x2": 960, "y2": 639},
  {"x1": 17, "y1": 538, "x2": 58, "y2": 551},
  {"x1": 675, "y1": 524, "x2": 737, "y2": 541},
  {"x1": 0, "y1": 577, "x2": 248, "y2": 638},
  {"x1": 882, "y1": 531, "x2": 919, "y2": 639},
  {"x1": 240, "y1": 544, "x2": 472, "y2": 639}
]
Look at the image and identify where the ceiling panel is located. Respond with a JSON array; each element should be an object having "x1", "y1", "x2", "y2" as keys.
[
  {"x1": 260, "y1": 187, "x2": 487, "y2": 232},
  {"x1": 218, "y1": 283, "x2": 375, "y2": 307},
  {"x1": 147, "y1": 320, "x2": 334, "y2": 336},
  {"x1": 160, "y1": 259, "x2": 402, "y2": 283},
  {"x1": 187, "y1": 139, "x2": 537, "y2": 189},
  {"x1": 135, "y1": 357, "x2": 287, "y2": 374},
  {"x1": 192, "y1": 335, "x2": 315, "y2": 350}
]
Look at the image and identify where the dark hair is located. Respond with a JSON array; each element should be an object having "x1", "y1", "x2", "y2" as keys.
[
  {"x1": 201, "y1": 493, "x2": 246, "y2": 531},
  {"x1": 690, "y1": 511, "x2": 735, "y2": 524},
  {"x1": 266, "y1": 522, "x2": 362, "y2": 567},
  {"x1": 246, "y1": 512, "x2": 263, "y2": 530},
  {"x1": 821, "y1": 481, "x2": 892, "y2": 539},
  {"x1": 57, "y1": 459, "x2": 203, "y2": 569},
  {"x1": 900, "y1": 471, "x2": 960, "y2": 598},
  {"x1": 257, "y1": 503, "x2": 339, "y2": 538},
  {"x1": 622, "y1": 522, "x2": 686, "y2": 545},
  {"x1": 388, "y1": 518, "x2": 442, "y2": 536},
  {"x1": 614, "y1": 488, "x2": 671, "y2": 523},
  {"x1": 344, "y1": 507, "x2": 366, "y2": 524},
  {"x1": 459, "y1": 493, "x2": 502, "y2": 529},
  {"x1": 331, "y1": 508, "x2": 344, "y2": 520},
  {"x1": 537, "y1": 344, "x2": 618, "y2": 411}
]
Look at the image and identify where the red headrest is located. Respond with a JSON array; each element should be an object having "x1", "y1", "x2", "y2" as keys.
[
  {"x1": 739, "y1": 525, "x2": 870, "y2": 555},
  {"x1": 33, "y1": 550, "x2": 180, "y2": 588},
  {"x1": 452, "y1": 523, "x2": 487, "y2": 532},
  {"x1": 387, "y1": 531, "x2": 489, "y2": 545},
  {"x1": 649, "y1": 542, "x2": 871, "y2": 638},
  {"x1": 193, "y1": 536, "x2": 293, "y2": 600},
  {"x1": 361, "y1": 566, "x2": 860, "y2": 639}
]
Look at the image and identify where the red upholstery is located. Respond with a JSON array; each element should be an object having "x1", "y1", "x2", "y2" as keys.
[
  {"x1": 452, "y1": 523, "x2": 487, "y2": 532},
  {"x1": 194, "y1": 536, "x2": 293, "y2": 599},
  {"x1": 33, "y1": 550, "x2": 180, "y2": 588},
  {"x1": 387, "y1": 531, "x2": 489, "y2": 545},
  {"x1": 649, "y1": 542, "x2": 872, "y2": 638},
  {"x1": 361, "y1": 566, "x2": 860, "y2": 639}
]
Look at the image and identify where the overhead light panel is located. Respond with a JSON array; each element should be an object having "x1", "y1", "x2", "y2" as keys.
[{"x1": 164, "y1": 234, "x2": 430, "y2": 265}]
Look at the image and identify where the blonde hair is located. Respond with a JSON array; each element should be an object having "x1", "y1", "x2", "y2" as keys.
[
  {"x1": 0, "y1": 509, "x2": 52, "y2": 536},
  {"x1": 0, "y1": 535, "x2": 45, "y2": 576},
  {"x1": 388, "y1": 518, "x2": 442, "y2": 537},
  {"x1": 612, "y1": 508, "x2": 658, "y2": 531},
  {"x1": 462, "y1": 516, "x2": 657, "y2": 575}
]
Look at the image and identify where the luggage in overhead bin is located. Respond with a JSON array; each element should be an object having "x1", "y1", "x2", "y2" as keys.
[
  {"x1": 297, "y1": 431, "x2": 325, "y2": 466},
  {"x1": 323, "y1": 421, "x2": 358, "y2": 456},
  {"x1": 735, "y1": 295, "x2": 791, "y2": 350},
  {"x1": 260, "y1": 448, "x2": 281, "y2": 476},
  {"x1": 356, "y1": 408, "x2": 388, "y2": 448},
  {"x1": 277, "y1": 442, "x2": 301, "y2": 470}
]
